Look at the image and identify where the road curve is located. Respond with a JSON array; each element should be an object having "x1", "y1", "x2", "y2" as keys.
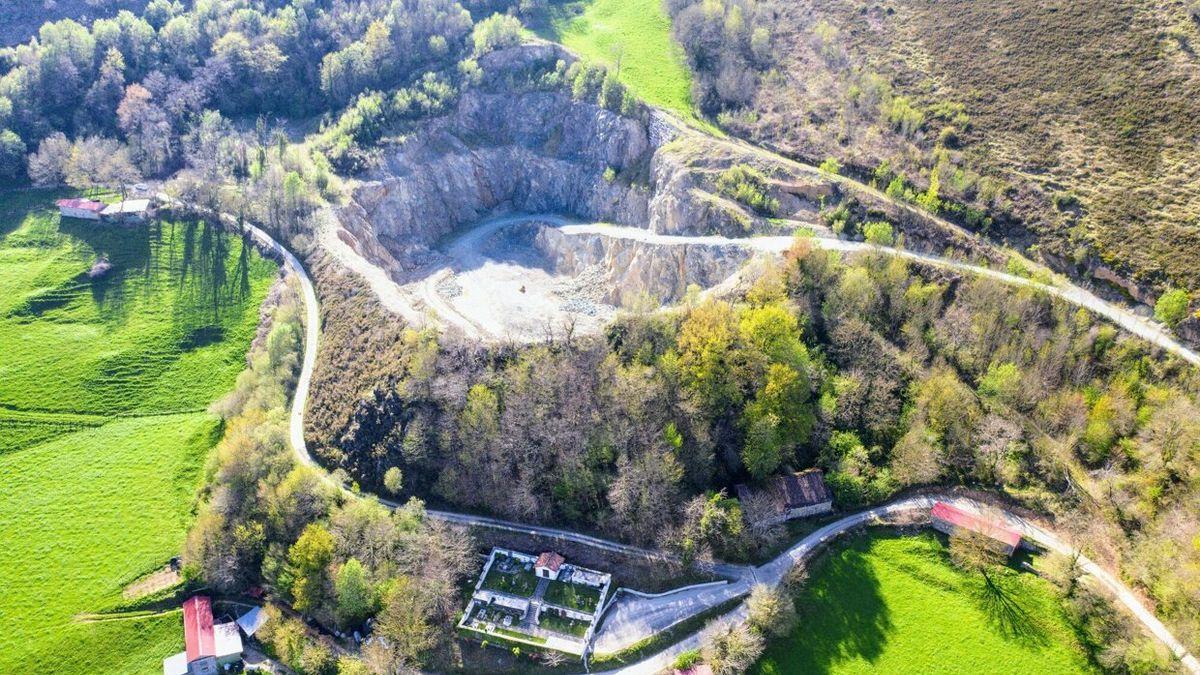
[
  {"x1": 559, "y1": 223, "x2": 1200, "y2": 368},
  {"x1": 599, "y1": 494, "x2": 1200, "y2": 675},
  {"x1": 217, "y1": 209, "x2": 1197, "y2": 674}
]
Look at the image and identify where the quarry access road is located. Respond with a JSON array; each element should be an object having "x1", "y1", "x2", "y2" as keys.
[
  {"x1": 595, "y1": 493, "x2": 1200, "y2": 675},
  {"x1": 559, "y1": 223, "x2": 1200, "y2": 368},
  {"x1": 231, "y1": 212, "x2": 1197, "y2": 674}
]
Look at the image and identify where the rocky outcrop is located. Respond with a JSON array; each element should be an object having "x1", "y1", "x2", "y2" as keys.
[{"x1": 534, "y1": 225, "x2": 753, "y2": 306}]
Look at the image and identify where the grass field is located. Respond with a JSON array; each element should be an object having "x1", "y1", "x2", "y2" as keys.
[
  {"x1": 753, "y1": 530, "x2": 1095, "y2": 675},
  {"x1": 538, "y1": 0, "x2": 697, "y2": 122},
  {"x1": 0, "y1": 190, "x2": 276, "y2": 674}
]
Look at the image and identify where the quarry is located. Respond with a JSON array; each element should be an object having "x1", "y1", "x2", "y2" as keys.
[{"x1": 318, "y1": 44, "x2": 989, "y2": 342}]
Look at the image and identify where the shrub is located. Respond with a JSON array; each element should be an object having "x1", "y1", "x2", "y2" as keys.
[
  {"x1": 716, "y1": 164, "x2": 779, "y2": 215},
  {"x1": 674, "y1": 649, "x2": 702, "y2": 670},
  {"x1": 383, "y1": 466, "x2": 403, "y2": 495},
  {"x1": 862, "y1": 221, "x2": 893, "y2": 246},
  {"x1": 819, "y1": 156, "x2": 841, "y2": 175},
  {"x1": 1154, "y1": 288, "x2": 1190, "y2": 327}
]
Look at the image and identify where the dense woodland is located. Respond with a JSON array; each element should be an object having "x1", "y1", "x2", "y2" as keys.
[{"x1": 0, "y1": 0, "x2": 537, "y2": 184}]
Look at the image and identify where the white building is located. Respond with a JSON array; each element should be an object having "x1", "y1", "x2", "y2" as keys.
[
  {"x1": 101, "y1": 198, "x2": 151, "y2": 222},
  {"x1": 535, "y1": 551, "x2": 565, "y2": 580},
  {"x1": 55, "y1": 198, "x2": 105, "y2": 220}
]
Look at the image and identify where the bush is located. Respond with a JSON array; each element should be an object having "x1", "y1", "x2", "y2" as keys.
[
  {"x1": 383, "y1": 466, "x2": 403, "y2": 495},
  {"x1": 819, "y1": 156, "x2": 841, "y2": 175},
  {"x1": 1154, "y1": 288, "x2": 1190, "y2": 327},
  {"x1": 715, "y1": 164, "x2": 779, "y2": 215},
  {"x1": 673, "y1": 649, "x2": 702, "y2": 670},
  {"x1": 862, "y1": 221, "x2": 893, "y2": 246}
]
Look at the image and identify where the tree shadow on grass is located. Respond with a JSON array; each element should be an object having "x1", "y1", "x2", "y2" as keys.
[
  {"x1": 973, "y1": 573, "x2": 1049, "y2": 649},
  {"x1": 758, "y1": 536, "x2": 893, "y2": 674}
]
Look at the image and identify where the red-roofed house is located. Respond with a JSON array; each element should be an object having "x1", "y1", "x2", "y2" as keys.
[
  {"x1": 535, "y1": 551, "x2": 565, "y2": 580},
  {"x1": 931, "y1": 501, "x2": 1022, "y2": 557},
  {"x1": 163, "y1": 596, "x2": 243, "y2": 675},
  {"x1": 56, "y1": 198, "x2": 106, "y2": 221}
]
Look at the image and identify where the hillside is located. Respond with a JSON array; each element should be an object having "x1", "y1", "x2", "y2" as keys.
[
  {"x1": 0, "y1": 191, "x2": 277, "y2": 674},
  {"x1": 733, "y1": 0, "x2": 1200, "y2": 304}
]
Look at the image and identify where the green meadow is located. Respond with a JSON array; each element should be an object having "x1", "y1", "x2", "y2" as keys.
[
  {"x1": 538, "y1": 0, "x2": 699, "y2": 123},
  {"x1": 754, "y1": 530, "x2": 1095, "y2": 675},
  {"x1": 0, "y1": 190, "x2": 277, "y2": 673}
]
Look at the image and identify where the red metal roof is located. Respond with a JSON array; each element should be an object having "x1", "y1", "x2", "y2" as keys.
[
  {"x1": 931, "y1": 502, "x2": 1022, "y2": 548},
  {"x1": 183, "y1": 595, "x2": 216, "y2": 662},
  {"x1": 535, "y1": 551, "x2": 565, "y2": 572},
  {"x1": 55, "y1": 198, "x2": 105, "y2": 212}
]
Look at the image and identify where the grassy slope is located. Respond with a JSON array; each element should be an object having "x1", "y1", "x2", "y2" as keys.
[
  {"x1": 754, "y1": 531, "x2": 1094, "y2": 675},
  {"x1": 538, "y1": 0, "x2": 697, "y2": 122},
  {"x1": 0, "y1": 190, "x2": 276, "y2": 674},
  {"x1": 751, "y1": 0, "x2": 1200, "y2": 288}
]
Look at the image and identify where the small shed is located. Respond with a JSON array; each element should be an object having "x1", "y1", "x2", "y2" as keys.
[
  {"x1": 55, "y1": 198, "x2": 105, "y2": 221},
  {"x1": 162, "y1": 651, "x2": 188, "y2": 675},
  {"x1": 535, "y1": 551, "x2": 565, "y2": 580},
  {"x1": 930, "y1": 501, "x2": 1022, "y2": 557},
  {"x1": 737, "y1": 469, "x2": 834, "y2": 525},
  {"x1": 236, "y1": 606, "x2": 268, "y2": 637},
  {"x1": 101, "y1": 198, "x2": 151, "y2": 223}
]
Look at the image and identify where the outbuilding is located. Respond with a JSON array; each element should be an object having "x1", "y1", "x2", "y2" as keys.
[
  {"x1": 55, "y1": 198, "x2": 105, "y2": 220},
  {"x1": 930, "y1": 501, "x2": 1022, "y2": 557},
  {"x1": 737, "y1": 469, "x2": 834, "y2": 525},
  {"x1": 535, "y1": 551, "x2": 565, "y2": 580},
  {"x1": 101, "y1": 198, "x2": 151, "y2": 223}
]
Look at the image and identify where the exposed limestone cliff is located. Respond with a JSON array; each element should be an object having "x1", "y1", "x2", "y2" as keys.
[{"x1": 533, "y1": 224, "x2": 753, "y2": 306}]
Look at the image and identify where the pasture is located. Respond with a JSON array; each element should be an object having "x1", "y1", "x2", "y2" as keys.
[
  {"x1": 753, "y1": 530, "x2": 1095, "y2": 674},
  {"x1": 0, "y1": 190, "x2": 276, "y2": 674},
  {"x1": 537, "y1": 0, "x2": 698, "y2": 123}
]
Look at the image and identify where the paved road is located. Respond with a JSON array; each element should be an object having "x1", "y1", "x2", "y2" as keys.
[
  {"x1": 598, "y1": 494, "x2": 1200, "y2": 674},
  {"x1": 213, "y1": 209, "x2": 1199, "y2": 674}
]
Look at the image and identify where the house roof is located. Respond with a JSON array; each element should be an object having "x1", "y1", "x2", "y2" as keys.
[
  {"x1": 213, "y1": 621, "x2": 243, "y2": 658},
  {"x1": 778, "y1": 469, "x2": 832, "y2": 509},
  {"x1": 55, "y1": 198, "x2": 105, "y2": 212},
  {"x1": 535, "y1": 551, "x2": 565, "y2": 572},
  {"x1": 931, "y1": 502, "x2": 1022, "y2": 548},
  {"x1": 183, "y1": 595, "x2": 215, "y2": 662},
  {"x1": 236, "y1": 606, "x2": 268, "y2": 637},
  {"x1": 163, "y1": 651, "x2": 188, "y2": 675},
  {"x1": 101, "y1": 199, "x2": 150, "y2": 215}
]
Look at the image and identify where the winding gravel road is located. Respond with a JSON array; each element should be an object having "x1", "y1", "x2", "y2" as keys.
[{"x1": 233, "y1": 211, "x2": 1198, "y2": 673}]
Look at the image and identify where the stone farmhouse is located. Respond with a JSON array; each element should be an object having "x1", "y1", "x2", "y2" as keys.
[{"x1": 737, "y1": 468, "x2": 834, "y2": 525}]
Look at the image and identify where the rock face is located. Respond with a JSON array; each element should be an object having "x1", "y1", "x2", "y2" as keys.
[
  {"x1": 333, "y1": 44, "x2": 776, "y2": 278},
  {"x1": 331, "y1": 43, "x2": 1007, "y2": 320},
  {"x1": 534, "y1": 225, "x2": 753, "y2": 306}
]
